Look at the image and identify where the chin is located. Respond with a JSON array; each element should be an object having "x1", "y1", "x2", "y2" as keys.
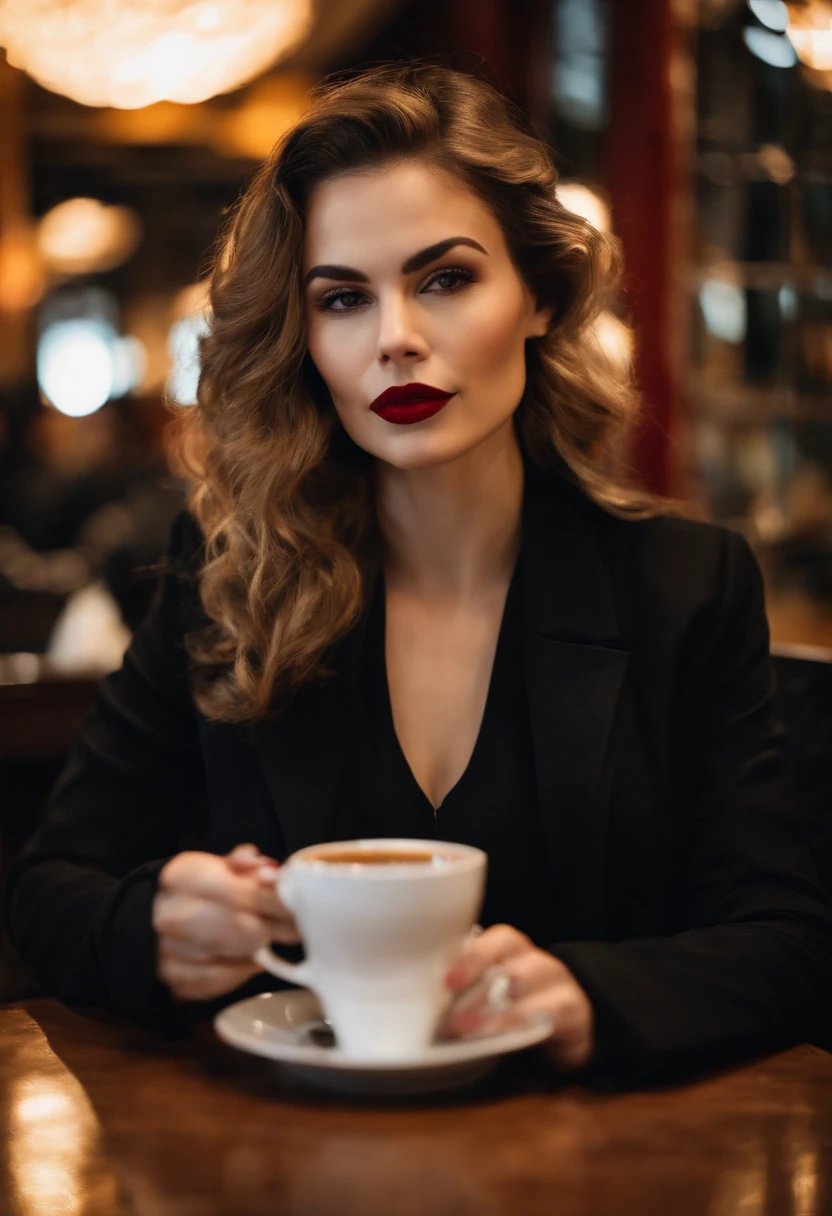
[
  {"x1": 359, "y1": 429, "x2": 487, "y2": 472},
  {"x1": 380, "y1": 448, "x2": 464, "y2": 472},
  {"x1": 337, "y1": 404, "x2": 519, "y2": 472}
]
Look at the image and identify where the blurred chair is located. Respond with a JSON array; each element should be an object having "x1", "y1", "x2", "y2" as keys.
[
  {"x1": 772, "y1": 644, "x2": 832, "y2": 900},
  {"x1": 0, "y1": 662, "x2": 100, "y2": 1001},
  {"x1": 0, "y1": 584, "x2": 66, "y2": 653}
]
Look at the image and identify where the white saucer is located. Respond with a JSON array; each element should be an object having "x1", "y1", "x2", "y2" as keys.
[{"x1": 214, "y1": 989, "x2": 555, "y2": 1096}]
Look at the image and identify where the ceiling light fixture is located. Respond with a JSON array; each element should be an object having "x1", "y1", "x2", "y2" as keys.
[{"x1": 0, "y1": 1, "x2": 313, "y2": 109}]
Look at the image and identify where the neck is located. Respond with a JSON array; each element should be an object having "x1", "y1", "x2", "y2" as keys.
[{"x1": 376, "y1": 421, "x2": 524, "y2": 599}]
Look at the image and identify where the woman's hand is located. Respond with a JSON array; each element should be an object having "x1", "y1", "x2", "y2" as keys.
[
  {"x1": 153, "y1": 844, "x2": 301, "y2": 1002},
  {"x1": 441, "y1": 924, "x2": 595, "y2": 1072}
]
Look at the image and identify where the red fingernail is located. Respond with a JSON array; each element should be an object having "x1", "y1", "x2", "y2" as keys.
[
  {"x1": 255, "y1": 864, "x2": 280, "y2": 882},
  {"x1": 445, "y1": 966, "x2": 467, "y2": 989}
]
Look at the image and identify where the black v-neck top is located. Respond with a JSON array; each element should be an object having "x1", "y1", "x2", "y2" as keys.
[{"x1": 334, "y1": 560, "x2": 563, "y2": 945}]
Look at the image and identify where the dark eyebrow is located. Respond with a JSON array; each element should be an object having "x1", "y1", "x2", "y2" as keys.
[
  {"x1": 401, "y1": 237, "x2": 488, "y2": 275},
  {"x1": 303, "y1": 237, "x2": 488, "y2": 289}
]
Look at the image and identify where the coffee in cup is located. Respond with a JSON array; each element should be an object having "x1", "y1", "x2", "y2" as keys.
[{"x1": 303, "y1": 847, "x2": 450, "y2": 865}]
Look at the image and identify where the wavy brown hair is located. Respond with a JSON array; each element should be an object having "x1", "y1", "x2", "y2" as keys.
[{"x1": 173, "y1": 62, "x2": 659, "y2": 725}]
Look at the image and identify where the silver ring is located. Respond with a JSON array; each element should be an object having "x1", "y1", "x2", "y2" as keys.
[{"x1": 484, "y1": 967, "x2": 512, "y2": 1015}]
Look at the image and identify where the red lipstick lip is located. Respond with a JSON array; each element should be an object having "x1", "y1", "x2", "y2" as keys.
[{"x1": 370, "y1": 382, "x2": 456, "y2": 426}]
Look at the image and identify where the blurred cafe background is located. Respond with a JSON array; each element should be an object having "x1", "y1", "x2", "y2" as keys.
[{"x1": 0, "y1": 0, "x2": 831, "y2": 991}]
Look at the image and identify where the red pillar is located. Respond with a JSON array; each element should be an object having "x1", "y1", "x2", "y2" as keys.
[
  {"x1": 606, "y1": 0, "x2": 688, "y2": 496},
  {"x1": 448, "y1": 0, "x2": 553, "y2": 128}
]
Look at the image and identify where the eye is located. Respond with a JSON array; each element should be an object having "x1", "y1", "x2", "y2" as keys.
[
  {"x1": 315, "y1": 288, "x2": 367, "y2": 314},
  {"x1": 421, "y1": 267, "x2": 475, "y2": 294}
]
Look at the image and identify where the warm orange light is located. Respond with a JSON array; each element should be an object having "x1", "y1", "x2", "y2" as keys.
[
  {"x1": 37, "y1": 198, "x2": 142, "y2": 275},
  {"x1": 0, "y1": 1, "x2": 313, "y2": 109},
  {"x1": 556, "y1": 183, "x2": 612, "y2": 232},
  {"x1": 84, "y1": 73, "x2": 313, "y2": 159},
  {"x1": 172, "y1": 280, "x2": 211, "y2": 321},
  {"x1": 0, "y1": 223, "x2": 46, "y2": 311},
  {"x1": 592, "y1": 312, "x2": 634, "y2": 371},
  {"x1": 8, "y1": 1072, "x2": 118, "y2": 1216},
  {"x1": 787, "y1": 1, "x2": 832, "y2": 72}
]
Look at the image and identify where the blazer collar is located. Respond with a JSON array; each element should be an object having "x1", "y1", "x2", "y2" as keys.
[{"x1": 255, "y1": 473, "x2": 628, "y2": 938}]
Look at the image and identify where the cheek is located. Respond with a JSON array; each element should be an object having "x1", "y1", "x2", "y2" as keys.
[
  {"x1": 306, "y1": 319, "x2": 368, "y2": 403},
  {"x1": 450, "y1": 290, "x2": 530, "y2": 380}
]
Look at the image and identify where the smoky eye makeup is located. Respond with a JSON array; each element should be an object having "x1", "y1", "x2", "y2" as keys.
[
  {"x1": 313, "y1": 287, "x2": 366, "y2": 313},
  {"x1": 312, "y1": 265, "x2": 478, "y2": 314}
]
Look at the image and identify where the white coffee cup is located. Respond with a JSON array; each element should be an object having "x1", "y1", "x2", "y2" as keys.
[{"x1": 252, "y1": 838, "x2": 487, "y2": 1060}]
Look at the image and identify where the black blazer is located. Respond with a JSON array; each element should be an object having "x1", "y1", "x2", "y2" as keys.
[{"x1": 7, "y1": 473, "x2": 832, "y2": 1083}]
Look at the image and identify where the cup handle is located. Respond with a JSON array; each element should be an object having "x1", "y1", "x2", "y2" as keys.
[
  {"x1": 253, "y1": 944, "x2": 312, "y2": 986},
  {"x1": 252, "y1": 865, "x2": 312, "y2": 986}
]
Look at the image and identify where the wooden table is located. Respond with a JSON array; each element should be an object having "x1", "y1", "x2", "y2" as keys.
[{"x1": 2, "y1": 1000, "x2": 831, "y2": 1216}]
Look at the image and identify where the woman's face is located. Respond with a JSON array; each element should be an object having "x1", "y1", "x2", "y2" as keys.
[{"x1": 303, "y1": 160, "x2": 551, "y2": 470}]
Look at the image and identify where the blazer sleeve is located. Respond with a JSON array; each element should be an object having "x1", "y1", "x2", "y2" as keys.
[
  {"x1": 553, "y1": 528, "x2": 832, "y2": 1084},
  {"x1": 5, "y1": 510, "x2": 208, "y2": 1035}
]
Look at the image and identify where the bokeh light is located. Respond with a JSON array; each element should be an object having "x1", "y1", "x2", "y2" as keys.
[
  {"x1": 787, "y1": 4, "x2": 832, "y2": 73},
  {"x1": 556, "y1": 183, "x2": 611, "y2": 232},
  {"x1": 748, "y1": 0, "x2": 790, "y2": 33},
  {"x1": 37, "y1": 320, "x2": 116, "y2": 417},
  {"x1": 743, "y1": 25, "x2": 799, "y2": 66},
  {"x1": 0, "y1": 0, "x2": 314, "y2": 109},
  {"x1": 700, "y1": 279, "x2": 748, "y2": 344},
  {"x1": 167, "y1": 313, "x2": 210, "y2": 406},
  {"x1": 37, "y1": 198, "x2": 142, "y2": 276}
]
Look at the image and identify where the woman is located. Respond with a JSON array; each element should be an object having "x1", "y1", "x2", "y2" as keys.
[{"x1": 8, "y1": 64, "x2": 831, "y2": 1084}]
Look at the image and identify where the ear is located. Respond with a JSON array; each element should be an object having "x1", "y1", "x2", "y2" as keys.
[{"x1": 527, "y1": 303, "x2": 554, "y2": 339}]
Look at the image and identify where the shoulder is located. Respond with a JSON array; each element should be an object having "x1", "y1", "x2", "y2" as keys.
[
  {"x1": 527, "y1": 468, "x2": 746, "y2": 590},
  {"x1": 526, "y1": 472, "x2": 761, "y2": 622},
  {"x1": 623, "y1": 512, "x2": 760, "y2": 601},
  {"x1": 626, "y1": 511, "x2": 751, "y2": 574},
  {"x1": 601, "y1": 511, "x2": 766, "y2": 655}
]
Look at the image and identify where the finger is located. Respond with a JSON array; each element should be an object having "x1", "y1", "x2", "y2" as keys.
[
  {"x1": 248, "y1": 878, "x2": 296, "y2": 922},
  {"x1": 161, "y1": 853, "x2": 244, "y2": 904},
  {"x1": 501, "y1": 950, "x2": 564, "y2": 999},
  {"x1": 477, "y1": 988, "x2": 593, "y2": 1071},
  {"x1": 262, "y1": 915, "x2": 302, "y2": 945},
  {"x1": 490, "y1": 988, "x2": 561, "y2": 1032},
  {"x1": 543, "y1": 1031, "x2": 595, "y2": 1073},
  {"x1": 253, "y1": 862, "x2": 282, "y2": 887},
  {"x1": 153, "y1": 891, "x2": 204, "y2": 939},
  {"x1": 173, "y1": 856, "x2": 292, "y2": 921},
  {"x1": 160, "y1": 956, "x2": 262, "y2": 1002},
  {"x1": 444, "y1": 987, "x2": 555, "y2": 1041},
  {"x1": 442, "y1": 952, "x2": 557, "y2": 1037},
  {"x1": 446, "y1": 924, "x2": 530, "y2": 991},
  {"x1": 227, "y1": 848, "x2": 283, "y2": 886},
  {"x1": 156, "y1": 899, "x2": 274, "y2": 959},
  {"x1": 159, "y1": 935, "x2": 216, "y2": 963},
  {"x1": 160, "y1": 919, "x2": 301, "y2": 961},
  {"x1": 226, "y1": 844, "x2": 270, "y2": 874},
  {"x1": 510, "y1": 990, "x2": 594, "y2": 1072},
  {"x1": 227, "y1": 843, "x2": 261, "y2": 865}
]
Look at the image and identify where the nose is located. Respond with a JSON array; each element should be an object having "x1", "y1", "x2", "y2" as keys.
[{"x1": 376, "y1": 291, "x2": 429, "y2": 366}]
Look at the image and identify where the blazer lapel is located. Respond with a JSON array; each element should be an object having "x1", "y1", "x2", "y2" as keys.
[
  {"x1": 522, "y1": 481, "x2": 629, "y2": 940},
  {"x1": 253, "y1": 605, "x2": 369, "y2": 857}
]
